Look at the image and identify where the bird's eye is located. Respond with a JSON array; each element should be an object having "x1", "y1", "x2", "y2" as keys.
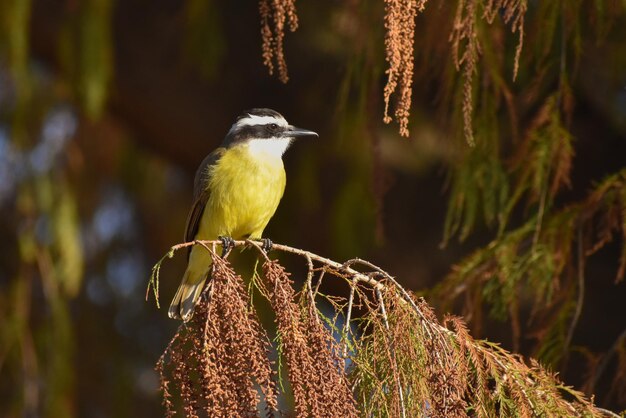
[{"x1": 268, "y1": 123, "x2": 279, "y2": 131}]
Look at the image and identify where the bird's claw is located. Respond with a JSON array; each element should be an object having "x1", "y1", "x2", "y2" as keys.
[
  {"x1": 218, "y1": 236, "x2": 235, "y2": 257},
  {"x1": 261, "y1": 238, "x2": 273, "y2": 253}
]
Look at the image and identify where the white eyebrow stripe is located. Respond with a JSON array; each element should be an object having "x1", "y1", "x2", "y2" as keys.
[{"x1": 230, "y1": 115, "x2": 288, "y2": 132}]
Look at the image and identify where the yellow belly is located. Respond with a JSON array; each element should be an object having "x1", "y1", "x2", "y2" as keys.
[
  {"x1": 197, "y1": 143, "x2": 287, "y2": 241},
  {"x1": 170, "y1": 143, "x2": 287, "y2": 320}
]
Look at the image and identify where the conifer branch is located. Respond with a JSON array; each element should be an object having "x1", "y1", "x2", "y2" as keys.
[
  {"x1": 148, "y1": 239, "x2": 615, "y2": 417},
  {"x1": 437, "y1": 168, "x2": 626, "y2": 377}
]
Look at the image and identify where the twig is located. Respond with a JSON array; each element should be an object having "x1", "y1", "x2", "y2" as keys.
[
  {"x1": 312, "y1": 268, "x2": 326, "y2": 300},
  {"x1": 532, "y1": 184, "x2": 548, "y2": 248},
  {"x1": 595, "y1": 407, "x2": 623, "y2": 418},
  {"x1": 563, "y1": 225, "x2": 585, "y2": 365},
  {"x1": 151, "y1": 239, "x2": 468, "y2": 346},
  {"x1": 245, "y1": 239, "x2": 271, "y2": 263},
  {"x1": 376, "y1": 288, "x2": 406, "y2": 418},
  {"x1": 304, "y1": 254, "x2": 319, "y2": 322},
  {"x1": 338, "y1": 257, "x2": 434, "y2": 339},
  {"x1": 305, "y1": 254, "x2": 315, "y2": 303},
  {"x1": 589, "y1": 327, "x2": 626, "y2": 393},
  {"x1": 376, "y1": 288, "x2": 390, "y2": 331},
  {"x1": 342, "y1": 278, "x2": 358, "y2": 358}
]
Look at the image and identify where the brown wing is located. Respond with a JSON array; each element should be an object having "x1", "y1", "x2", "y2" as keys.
[{"x1": 184, "y1": 148, "x2": 225, "y2": 257}]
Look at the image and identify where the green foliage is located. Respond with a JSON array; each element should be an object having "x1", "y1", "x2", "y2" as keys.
[
  {"x1": 434, "y1": 3, "x2": 625, "y2": 390},
  {"x1": 0, "y1": 48, "x2": 83, "y2": 412},
  {"x1": 331, "y1": 60, "x2": 382, "y2": 258},
  {"x1": 1, "y1": 174, "x2": 81, "y2": 416},
  {"x1": 504, "y1": 95, "x2": 574, "y2": 232},
  {"x1": 0, "y1": 0, "x2": 32, "y2": 142},
  {"x1": 331, "y1": 176, "x2": 378, "y2": 258},
  {"x1": 436, "y1": 169, "x2": 626, "y2": 368},
  {"x1": 0, "y1": 0, "x2": 31, "y2": 81},
  {"x1": 350, "y1": 292, "x2": 431, "y2": 416},
  {"x1": 183, "y1": 0, "x2": 225, "y2": 80},
  {"x1": 147, "y1": 246, "x2": 176, "y2": 309},
  {"x1": 328, "y1": 1, "x2": 391, "y2": 256},
  {"x1": 443, "y1": 136, "x2": 509, "y2": 244},
  {"x1": 534, "y1": 298, "x2": 576, "y2": 368},
  {"x1": 46, "y1": 177, "x2": 84, "y2": 297},
  {"x1": 59, "y1": 0, "x2": 113, "y2": 119}
]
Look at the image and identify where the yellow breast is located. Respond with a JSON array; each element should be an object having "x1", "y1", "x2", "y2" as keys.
[{"x1": 197, "y1": 142, "x2": 287, "y2": 240}]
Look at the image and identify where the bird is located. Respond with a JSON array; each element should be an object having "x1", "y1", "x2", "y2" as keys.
[{"x1": 168, "y1": 108, "x2": 318, "y2": 321}]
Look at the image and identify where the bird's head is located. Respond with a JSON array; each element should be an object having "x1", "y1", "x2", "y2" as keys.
[{"x1": 224, "y1": 108, "x2": 318, "y2": 157}]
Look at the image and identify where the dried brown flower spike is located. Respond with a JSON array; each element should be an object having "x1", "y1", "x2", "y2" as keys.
[
  {"x1": 156, "y1": 254, "x2": 278, "y2": 417},
  {"x1": 260, "y1": 0, "x2": 299, "y2": 83},
  {"x1": 451, "y1": 0, "x2": 527, "y2": 146},
  {"x1": 150, "y1": 240, "x2": 612, "y2": 417},
  {"x1": 383, "y1": 0, "x2": 429, "y2": 137},
  {"x1": 261, "y1": 260, "x2": 359, "y2": 417}
]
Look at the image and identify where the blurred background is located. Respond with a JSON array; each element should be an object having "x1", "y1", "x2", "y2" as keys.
[{"x1": 1, "y1": 0, "x2": 625, "y2": 416}]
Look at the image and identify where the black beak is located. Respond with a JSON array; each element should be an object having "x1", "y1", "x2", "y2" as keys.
[{"x1": 284, "y1": 125, "x2": 318, "y2": 138}]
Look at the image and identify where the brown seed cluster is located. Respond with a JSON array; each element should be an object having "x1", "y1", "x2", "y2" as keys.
[
  {"x1": 260, "y1": 0, "x2": 299, "y2": 83},
  {"x1": 484, "y1": 0, "x2": 527, "y2": 80},
  {"x1": 354, "y1": 288, "x2": 469, "y2": 417},
  {"x1": 157, "y1": 255, "x2": 278, "y2": 417},
  {"x1": 451, "y1": 0, "x2": 528, "y2": 146},
  {"x1": 383, "y1": 0, "x2": 428, "y2": 137},
  {"x1": 254, "y1": 0, "x2": 527, "y2": 142},
  {"x1": 426, "y1": 314, "x2": 468, "y2": 418},
  {"x1": 260, "y1": 260, "x2": 359, "y2": 417},
  {"x1": 450, "y1": 0, "x2": 480, "y2": 147},
  {"x1": 352, "y1": 283, "x2": 603, "y2": 417},
  {"x1": 152, "y1": 241, "x2": 608, "y2": 416}
]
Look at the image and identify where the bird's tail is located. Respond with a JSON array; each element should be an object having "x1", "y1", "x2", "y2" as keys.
[{"x1": 168, "y1": 267, "x2": 209, "y2": 321}]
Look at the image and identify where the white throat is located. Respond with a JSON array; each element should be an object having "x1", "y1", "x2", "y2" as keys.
[{"x1": 245, "y1": 138, "x2": 292, "y2": 158}]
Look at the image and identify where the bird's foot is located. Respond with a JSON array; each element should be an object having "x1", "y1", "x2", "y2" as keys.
[
  {"x1": 218, "y1": 236, "x2": 235, "y2": 257},
  {"x1": 261, "y1": 238, "x2": 273, "y2": 253}
]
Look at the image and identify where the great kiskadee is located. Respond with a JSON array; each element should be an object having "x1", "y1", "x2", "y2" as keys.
[{"x1": 168, "y1": 108, "x2": 318, "y2": 321}]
